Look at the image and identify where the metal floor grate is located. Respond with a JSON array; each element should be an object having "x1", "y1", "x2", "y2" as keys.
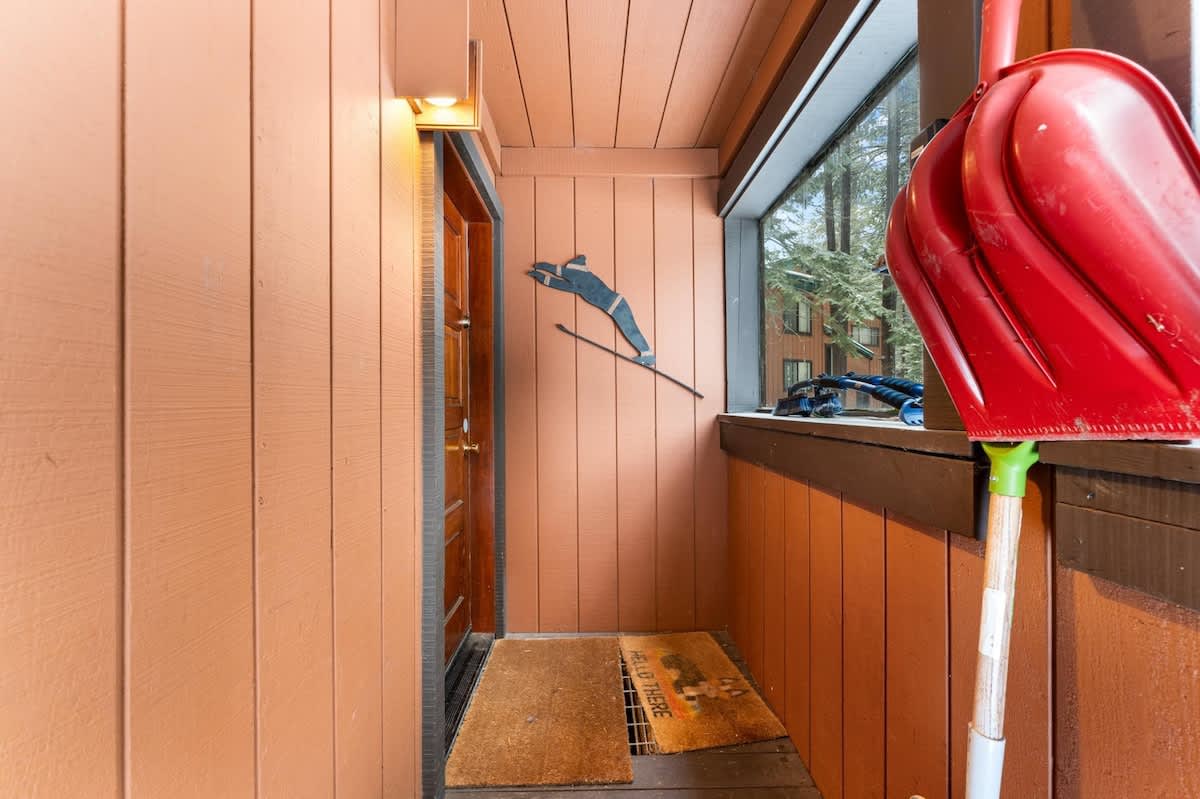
[
  {"x1": 619, "y1": 654, "x2": 660, "y2": 755},
  {"x1": 445, "y1": 634, "x2": 493, "y2": 754}
]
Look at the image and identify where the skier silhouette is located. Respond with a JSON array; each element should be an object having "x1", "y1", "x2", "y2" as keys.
[{"x1": 527, "y1": 255, "x2": 655, "y2": 366}]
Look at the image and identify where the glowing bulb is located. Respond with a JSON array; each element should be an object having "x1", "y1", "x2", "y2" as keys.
[{"x1": 424, "y1": 96, "x2": 458, "y2": 108}]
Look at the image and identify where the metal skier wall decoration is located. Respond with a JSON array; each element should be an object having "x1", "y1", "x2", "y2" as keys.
[{"x1": 527, "y1": 255, "x2": 703, "y2": 398}]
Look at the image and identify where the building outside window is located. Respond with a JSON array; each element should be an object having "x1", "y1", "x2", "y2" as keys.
[
  {"x1": 782, "y1": 358, "x2": 812, "y2": 390},
  {"x1": 760, "y1": 58, "x2": 922, "y2": 406}
]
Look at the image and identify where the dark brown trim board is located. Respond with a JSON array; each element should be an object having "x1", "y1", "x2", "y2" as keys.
[
  {"x1": 1056, "y1": 467, "x2": 1200, "y2": 613},
  {"x1": 1056, "y1": 503, "x2": 1200, "y2": 613},
  {"x1": 1041, "y1": 441, "x2": 1200, "y2": 485},
  {"x1": 720, "y1": 417, "x2": 983, "y2": 536},
  {"x1": 719, "y1": 413, "x2": 975, "y2": 457},
  {"x1": 1057, "y1": 468, "x2": 1200, "y2": 530}
]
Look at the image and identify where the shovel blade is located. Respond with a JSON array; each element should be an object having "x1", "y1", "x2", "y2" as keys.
[{"x1": 887, "y1": 48, "x2": 1200, "y2": 441}]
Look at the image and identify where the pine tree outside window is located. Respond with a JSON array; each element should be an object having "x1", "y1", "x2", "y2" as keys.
[{"x1": 760, "y1": 57, "x2": 922, "y2": 406}]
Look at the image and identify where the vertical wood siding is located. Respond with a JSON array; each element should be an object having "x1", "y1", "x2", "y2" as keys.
[
  {"x1": 574, "y1": 178, "x2": 620, "y2": 632},
  {"x1": 253, "y1": 0, "x2": 335, "y2": 792},
  {"x1": 724, "y1": 456, "x2": 1200, "y2": 797},
  {"x1": 125, "y1": 0, "x2": 256, "y2": 794},
  {"x1": 499, "y1": 177, "x2": 727, "y2": 633},
  {"x1": 332, "y1": 0, "x2": 384, "y2": 793},
  {"x1": 1, "y1": 2, "x2": 122, "y2": 795},
  {"x1": 727, "y1": 457, "x2": 1057, "y2": 799},
  {"x1": 3, "y1": 1, "x2": 425, "y2": 794}
]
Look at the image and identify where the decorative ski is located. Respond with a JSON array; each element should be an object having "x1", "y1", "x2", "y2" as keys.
[{"x1": 555, "y1": 323, "x2": 703, "y2": 398}]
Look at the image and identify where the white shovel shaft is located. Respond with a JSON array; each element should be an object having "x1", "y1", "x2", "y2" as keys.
[{"x1": 965, "y1": 492, "x2": 1025, "y2": 798}]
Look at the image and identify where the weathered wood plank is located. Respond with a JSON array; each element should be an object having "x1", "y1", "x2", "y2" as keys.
[
  {"x1": 718, "y1": 412, "x2": 974, "y2": 457},
  {"x1": 720, "y1": 419, "x2": 981, "y2": 536},
  {"x1": 808, "y1": 485, "x2": 843, "y2": 799},
  {"x1": 1056, "y1": 467, "x2": 1200, "y2": 531},
  {"x1": 1056, "y1": 504, "x2": 1200, "y2": 613},
  {"x1": 1040, "y1": 440, "x2": 1200, "y2": 485}
]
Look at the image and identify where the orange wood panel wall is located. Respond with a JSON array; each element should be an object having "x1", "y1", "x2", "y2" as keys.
[
  {"x1": 1056, "y1": 569, "x2": 1200, "y2": 797},
  {"x1": 729, "y1": 453, "x2": 1200, "y2": 797},
  {"x1": 808, "y1": 484, "x2": 844, "y2": 799},
  {"x1": 499, "y1": 176, "x2": 728, "y2": 633},
  {"x1": 1, "y1": 1, "x2": 122, "y2": 795},
  {"x1": 124, "y1": 0, "x2": 256, "y2": 794},
  {"x1": 3, "y1": 1, "x2": 425, "y2": 795},
  {"x1": 727, "y1": 457, "x2": 1055, "y2": 799}
]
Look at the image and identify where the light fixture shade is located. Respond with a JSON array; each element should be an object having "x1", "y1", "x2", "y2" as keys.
[
  {"x1": 410, "y1": 40, "x2": 483, "y2": 131},
  {"x1": 394, "y1": 0, "x2": 469, "y2": 100}
]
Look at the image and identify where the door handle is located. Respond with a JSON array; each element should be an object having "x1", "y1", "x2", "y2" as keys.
[{"x1": 462, "y1": 441, "x2": 481, "y2": 454}]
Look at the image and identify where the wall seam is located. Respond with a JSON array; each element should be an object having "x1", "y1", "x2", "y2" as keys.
[
  {"x1": 573, "y1": 177, "x2": 581, "y2": 632},
  {"x1": 1046, "y1": 473, "x2": 1058, "y2": 798},
  {"x1": 943, "y1": 520, "x2": 953, "y2": 797},
  {"x1": 881, "y1": 510, "x2": 889, "y2": 796},
  {"x1": 690, "y1": 179, "x2": 698, "y2": 629},
  {"x1": 327, "y1": 0, "x2": 337, "y2": 791},
  {"x1": 612, "y1": 2, "x2": 631, "y2": 148},
  {"x1": 651, "y1": 178, "x2": 659, "y2": 629},
  {"x1": 249, "y1": 0, "x2": 261, "y2": 792},
  {"x1": 375, "y1": 0, "x2": 384, "y2": 788},
  {"x1": 838, "y1": 492, "x2": 845, "y2": 796},
  {"x1": 611, "y1": 177, "x2": 620, "y2": 630},
  {"x1": 118, "y1": 0, "x2": 130, "y2": 792},
  {"x1": 502, "y1": 0, "x2": 537, "y2": 147},
  {"x1": 532, "y1": 175, "x2": 540, "y2": 631},
  {"x1": 563, "y1": 0, "x2": 576, "y2": 147}
]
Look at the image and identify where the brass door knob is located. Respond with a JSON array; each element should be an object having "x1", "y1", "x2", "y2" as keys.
[{"x1": 462, "y1": 441, "x2": 481, "y2": 454}]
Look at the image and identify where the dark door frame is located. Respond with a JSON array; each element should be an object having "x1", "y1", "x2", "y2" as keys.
[{"x1": 419, "y1": 131, "x2": 505, "y2": 799}]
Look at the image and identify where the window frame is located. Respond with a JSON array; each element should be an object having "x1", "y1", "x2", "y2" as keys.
[
  {"x1": 782, "y1": 299, "x2": 813, "y2": 336},
  {"x1": 782, "y1": 358, "x2": 813, "y2": 390}
]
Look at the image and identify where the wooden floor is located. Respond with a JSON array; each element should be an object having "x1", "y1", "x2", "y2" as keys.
[{"x1": 444, "y1": 633, "x2": 820, "y2": 799}]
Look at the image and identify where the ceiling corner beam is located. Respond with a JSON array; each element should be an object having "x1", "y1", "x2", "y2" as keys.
[{"x1": 499, "y1": 147, "x2": 720, "y2": 178}]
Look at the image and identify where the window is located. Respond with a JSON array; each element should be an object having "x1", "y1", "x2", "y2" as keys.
[
  {"x1": 782, "y1": 300, "x2": 813, "y2": 335},
  {"x1": 760, "y1": 58, "x2": 923, "y2": 406},
  {"x1": 782, "y1": 358, "x2": 812, "y2": 390},
  {"x1": 852, "y1": 324, "x2": 881, "y2": 347}
]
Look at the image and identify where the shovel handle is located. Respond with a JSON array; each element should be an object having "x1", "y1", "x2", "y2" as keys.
[
  {"x1": 965, "y1": 442, "x2": 1038, "y2": 799},
  {"x1": 979, "y1": 0, "x2": 1023, "y2": 86}
]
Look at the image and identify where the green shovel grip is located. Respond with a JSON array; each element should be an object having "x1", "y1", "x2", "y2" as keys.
[{"x1": 982, "y1": 441, "x2": 1039, "y2": 497}]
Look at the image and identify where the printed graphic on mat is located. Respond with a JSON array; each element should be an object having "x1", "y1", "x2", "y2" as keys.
[{"x1": 618, "y1": 631, "x2": 786, "y2": 753}]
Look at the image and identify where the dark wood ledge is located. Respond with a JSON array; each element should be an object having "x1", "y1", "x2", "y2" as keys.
[
  {"x1": 719, "y1": 415, "x2": 985, "y2": 537},
  {"x1": 718, "y1": 412, "x2": 976, "y2": 457}
]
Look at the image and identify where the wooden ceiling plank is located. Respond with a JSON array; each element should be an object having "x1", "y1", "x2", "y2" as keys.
[
  {"x1": 567, "y1": 0, "x2": 628, "y2": 147},
  {"x1": 505, "y1": 0, "x2": 574, "y2": 147},
  {"x1": 656, "y1": 0, "x2": 756, "y2": 148},
  {"x1": 471, "y1": 0, "x2": 533, "y2": 147},
  {"x1": 615, "y1": 0, "x2": 691, "y2": 148},
  {"x1": 718, "y1": 0, "x2": 824, "y2": 171},
  {"x1": 697, "y1": 0, "x2": 790, "y2": 147}
]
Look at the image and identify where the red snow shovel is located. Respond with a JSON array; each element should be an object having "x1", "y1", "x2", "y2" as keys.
[{"x1": 885, "y1": 0, "x2": 1200, "y2": 796}]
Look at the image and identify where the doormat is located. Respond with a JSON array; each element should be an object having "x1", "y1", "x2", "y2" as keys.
[
  {"x1": 618, "y1": 632, "x2": 786, "y2": 753},
  {"x1": 444, "y1": 637, "x2": 633, "y2": 788}
]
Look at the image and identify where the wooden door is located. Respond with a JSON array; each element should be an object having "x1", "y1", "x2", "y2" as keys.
[{"x1": 444, "y1": 194, "x2": 473, "y2": 665}]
